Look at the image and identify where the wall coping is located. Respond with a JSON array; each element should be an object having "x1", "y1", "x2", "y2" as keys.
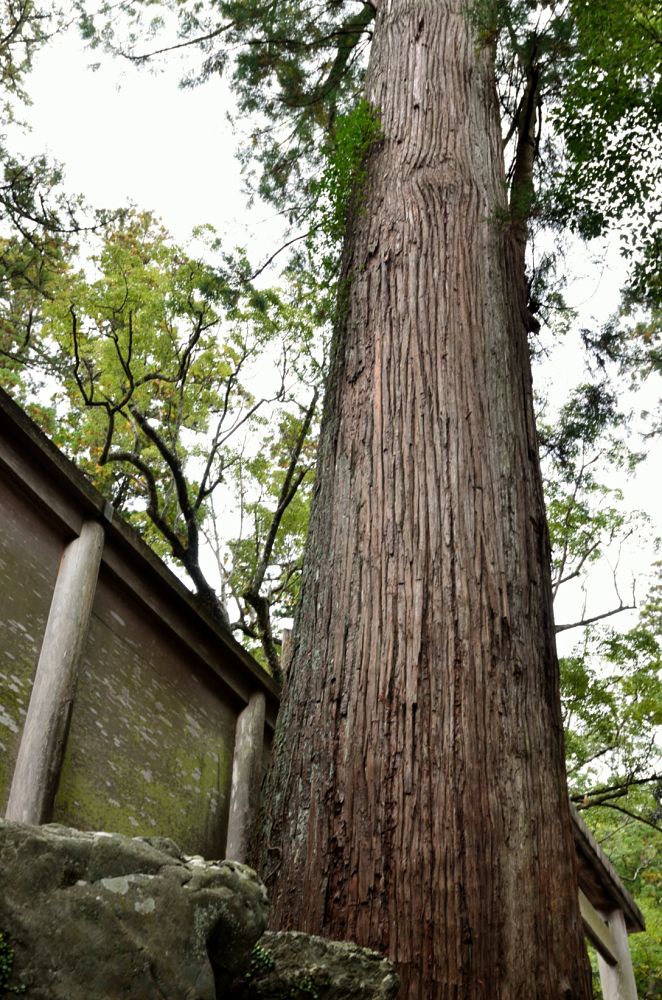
[{"x1": 570, "y1": 803, "x2": 645, "y2": 933}]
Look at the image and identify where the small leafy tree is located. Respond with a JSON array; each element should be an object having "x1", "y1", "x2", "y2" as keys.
[{"x1": 538, "y1": 381, "x2": 646, "y2": 633}]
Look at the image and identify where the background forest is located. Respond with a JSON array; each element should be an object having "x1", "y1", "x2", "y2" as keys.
[{"x1": 0, "y1": 0, "x2": 661, "y2": 994}]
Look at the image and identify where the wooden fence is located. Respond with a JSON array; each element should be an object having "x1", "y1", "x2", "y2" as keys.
[{"x1": 0, "y1": 387, "x2": 647, "y2": 999}]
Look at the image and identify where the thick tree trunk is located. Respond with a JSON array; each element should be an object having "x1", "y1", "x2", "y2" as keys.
[{"x1": 253, "y1": 2, "x2": 592, "y2": 997}]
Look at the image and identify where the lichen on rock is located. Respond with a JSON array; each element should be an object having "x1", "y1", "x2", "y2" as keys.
[
  {"x1": 229, "y1": 931, "x2": 400, "y2": 1000},
  {"x1": 0, "y1": 818, "x2": 268, "y2": 999},
  {"x1": 0, "y1": 819, "x2": 399, "y2": 1000}
]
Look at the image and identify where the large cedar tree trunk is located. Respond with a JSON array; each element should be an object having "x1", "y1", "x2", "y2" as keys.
[{"x1": 253, "y1": 2, "x2": 592, "y2": 997}]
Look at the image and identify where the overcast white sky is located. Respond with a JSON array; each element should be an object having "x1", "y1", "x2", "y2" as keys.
[
  {"x1": 10, "y1": 25, "x2": 662, "y2": 648},
  {"x1": 11, "y1": 27, "x2": 288, "y2": 255}
]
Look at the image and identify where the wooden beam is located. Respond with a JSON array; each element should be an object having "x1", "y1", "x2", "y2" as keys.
[
  {"x1": 5, "y1": 520, "x2": 105, "y2": 824},
  {"x1": 579, "y1": 889, "x2": 617, "y2": 966},
  {"x1": 571, "y1": 804, "x2": 645, "y2": 933}
]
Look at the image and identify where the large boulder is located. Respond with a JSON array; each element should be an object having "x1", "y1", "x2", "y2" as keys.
[
  {"x1": 0, "y1": 818, "x2": 269, "y2": 999},
  {"x1": 232, "y1": 931, "x2": 400, "y2": 1000}
]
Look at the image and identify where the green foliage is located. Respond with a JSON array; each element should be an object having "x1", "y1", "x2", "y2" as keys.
[
  {"x1": 559, "y1": 558, "x2": 662, "y2": 849},
  {"x1": 287, "y1": 974, "x2": 321, "y2": 999},
  {"x1": 210, "y1": 395, "x2": 319, "y2": 669},
  {"x1": 243, "y1": 942, "x2": 329, "y2": 997},
  {"x1": 538, "y1": 380, "x2": 647, "y2": 614},
  {"x1": 580, "y1": 812, "x2": 662, "y2": 998},
  {"x1": 76, "y1": 0, "x2": 375, "y2": 221},
  {"x1": 553, "y1": 0, "x2": 662, "y2": 301},
  {"x1": 309, "y1": 99, "x2": 382, "y2": 251},
  {"x1": 561, "y1": 622, "x2": 662, "y2": 795},
  {"x1": 72, "y1": 0, "x2": 662, "y2": 320},
  {"x1": 0, "y1": 0, "x2": 118, "y2": 310},
  {"x1": 19, "y1": 212, "x2": 264, "y2": 536},
  {"x1": 300, "y1": 98, "x2": 382, "y2": 310},
  {"x1": 244, "y1": 950, "x2": 323, "y2": 999},
  {"x1": 561, "y1": 563, "x2": 662, "y2": 995},
  {"x1": 0, "y1": 930, "x2": 24, "y2": 994},
  {"x1": 230, "y1": 436, "x2": 314, "y2": 614},
  {"x1": 245, "y1": 942, "x2": 276, "y2": 979}
]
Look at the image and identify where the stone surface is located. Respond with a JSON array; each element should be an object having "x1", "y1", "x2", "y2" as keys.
[
  {"x1": 231, "y1": 930, "x2": 400, "y2": 1000},
  {"x1": 0, "y1": 818, "x2": 269, "y2": 999}
]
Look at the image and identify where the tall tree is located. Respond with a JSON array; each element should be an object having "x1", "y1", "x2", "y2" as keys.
[{"x1": 250, "y1": 4, "x2": 591, "y2": 997}]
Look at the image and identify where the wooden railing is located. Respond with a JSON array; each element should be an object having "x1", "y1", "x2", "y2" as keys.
[{"x1": 571, "y1": 805, "x2": 644, "y2": 999}]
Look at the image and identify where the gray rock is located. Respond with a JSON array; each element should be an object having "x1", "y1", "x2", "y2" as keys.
[
  {"x1": 0, "y1": 818, "x2": 269, "y2": 999},
  {"x1": 231, "y1": 930, "x2": 400, "y2": 1000}
]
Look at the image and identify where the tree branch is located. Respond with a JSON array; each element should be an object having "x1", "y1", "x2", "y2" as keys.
[
  {"x1": 571, "y1": 773, "x2": 662, "y2": 807},
  {"x1": 105, "y1": 448, "x2": 186, "y2": 560},
  {"x1": 243, "y1": 388, "x2": 319, "y2": 681},
  {"x1": 586, "y1": 801, "x2": 662, "y2": 835},
  {"x1": 555, "y1": 602, "x2": 636, "y2": 633}
]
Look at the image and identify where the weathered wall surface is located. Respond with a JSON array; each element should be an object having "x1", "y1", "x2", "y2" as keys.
[
  {"x1": 0, "y1": 480, "x2": 65, "y2": 811},
  {"x1": 0, "y1": 389, "x2": 279, "y2": 859},
  {"x1": 52, "y1": 569, "x2": 236, "y2": 855}
]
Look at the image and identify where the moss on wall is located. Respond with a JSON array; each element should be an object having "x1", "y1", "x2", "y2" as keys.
[
  {"x1": 0, "y1": 484, "x2": 63, "y2": 812},
  {"x1": 52, "y1": 582, "x2": 236, "y2": 857}
]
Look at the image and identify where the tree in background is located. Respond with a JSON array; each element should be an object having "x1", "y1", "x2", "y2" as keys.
[
  {"x1": 1, "y1": 211, "x2": 324, "y2": 675},
  {"x1": 541, "y1": 372, "x2": 662, "y2": 994},
  {"x1": 209, "y1": 399, "x2": 319, "y2": 672},
  {"x1": 0, "y1": 0, "x2": 125, "y2": 337},
  {"x1": 559, "y1": 565, "x2": 662, "y2": 998}
]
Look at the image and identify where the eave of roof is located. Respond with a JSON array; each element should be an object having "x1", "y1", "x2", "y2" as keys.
[{"x1": 570, "y1": 803, "x2": 646, "y2": 933}]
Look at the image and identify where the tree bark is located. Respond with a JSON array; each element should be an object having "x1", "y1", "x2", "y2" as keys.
[{"x1": 253, "y1": 2, "x2": 593, "y2": 997}]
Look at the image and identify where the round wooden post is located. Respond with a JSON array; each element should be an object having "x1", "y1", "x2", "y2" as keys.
[
  {"x1": 225, "y1": 691, "x2": 266, "y2": 862},
  {"x1": 5, "y1": 519, "x2": 105, "y2": 824},
  {"x1": 596, "y1": 908, "x2": 639, "y2": 1000}
]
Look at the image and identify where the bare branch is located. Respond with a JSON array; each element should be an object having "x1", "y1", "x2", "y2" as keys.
[
  {"x1": 571, "y1": 773, "x2": 662, "y2": 808},
  {"x1": 245, "y1": 388, "x2": 318, "y2": 601},
  {"x1": 118, "y1": 20, "x2": 236, "y2": 63},
  {"x1": 247, "y1": 227, "x2": 317, "y2": 283},
  {"x1": 243, "y1": 388, "x2": 319, "y2": 681},
  {"x1": 129, "y1": 404, "x2": 195, "y2": 534},
  {"x1": 105, "y1": 448, "x2": 186, "y2": 560},
  {"x1": 555, "y1": 602, "x2": 636, "y2": 633},
  {"x1": 567, "y1": 744, "x2": 618, "y2": 776}
]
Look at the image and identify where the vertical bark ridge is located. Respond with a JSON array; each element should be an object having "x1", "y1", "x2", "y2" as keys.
[{"x1": 255, "y1": 1, "x2": 592, "y2": 997}]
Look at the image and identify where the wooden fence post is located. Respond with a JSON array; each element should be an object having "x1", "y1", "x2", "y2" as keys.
[
  {"x1": 280, "y1": 627, "x2": 292, "y2": 678},
  {"x1": 5, "y1": 519, "x2": 105, "y2": 824},
  {"x1": 596, "y1": 908, "x2": 639, "y2": 1000},
  {"x1": 225, "y1": 691, "x2": 266, "y2": 862}
]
